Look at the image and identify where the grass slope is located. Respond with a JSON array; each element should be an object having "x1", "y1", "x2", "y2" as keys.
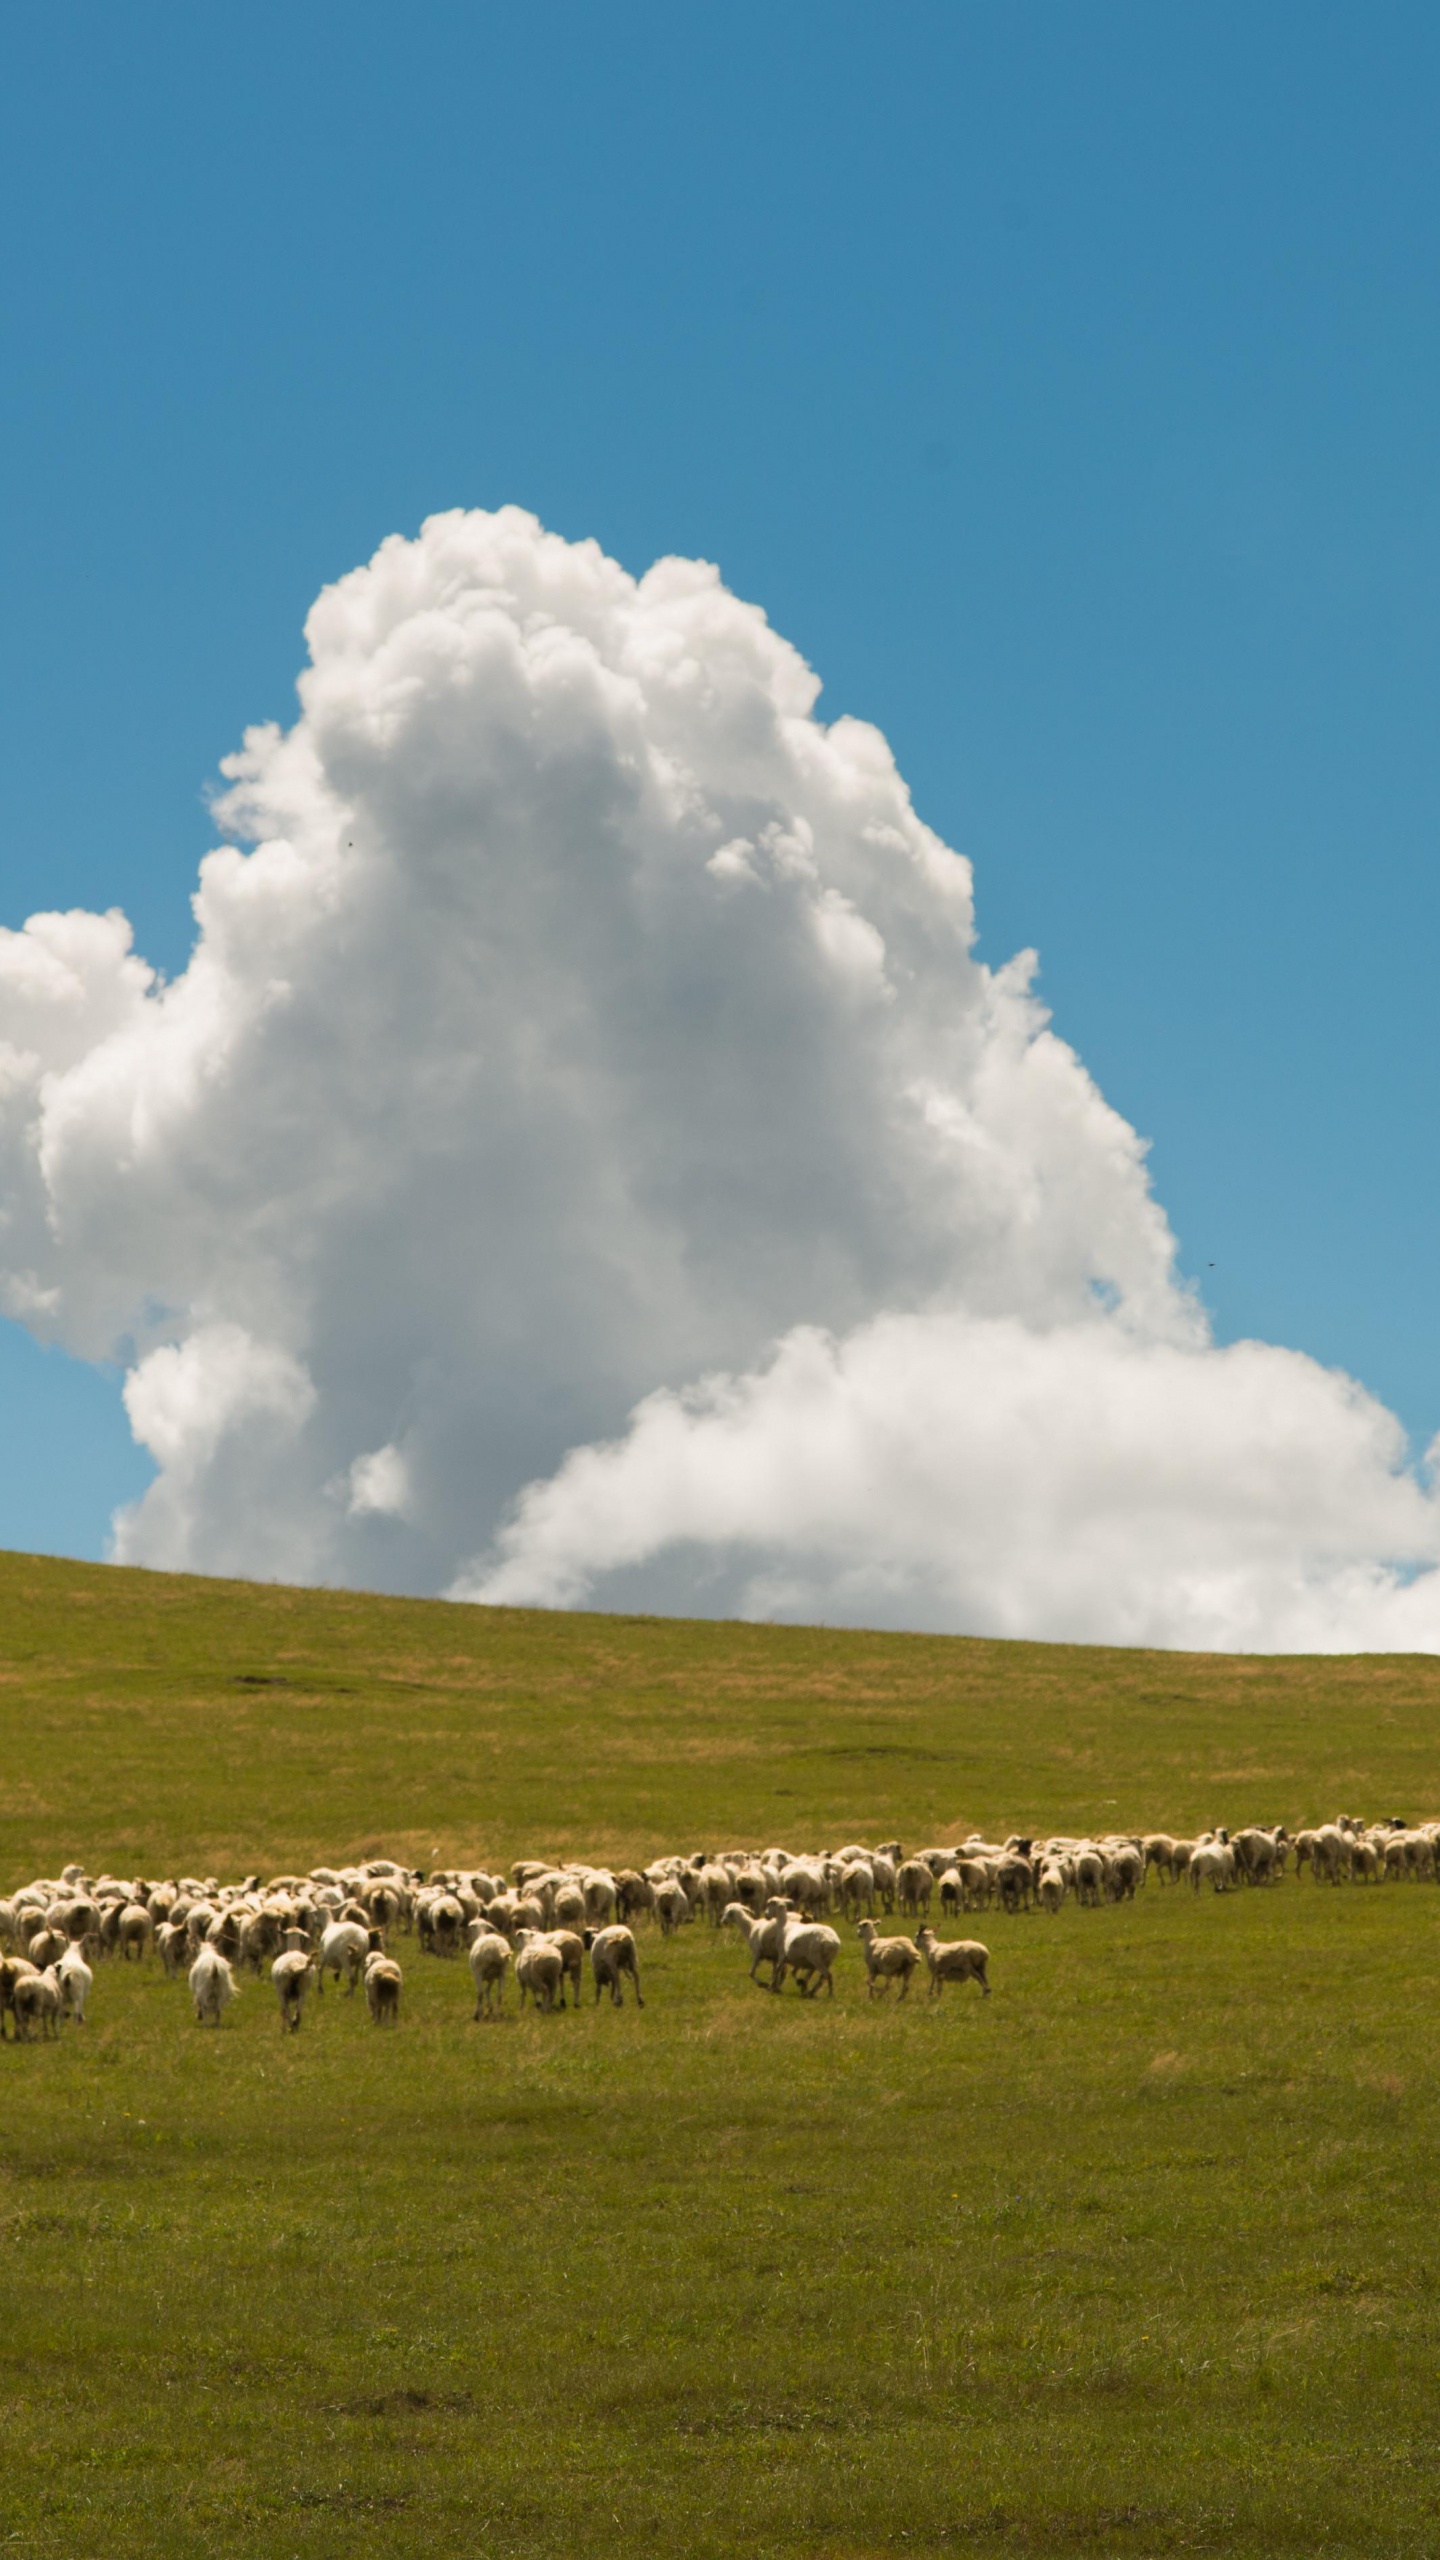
[{"x1": 3, "y1": 1550, "x2": 1440, "y2": 2557}]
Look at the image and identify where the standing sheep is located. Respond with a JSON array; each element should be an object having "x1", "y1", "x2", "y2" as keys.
[
  {"x1": 467, "y1": 1926, "x2": 511, "y2": 2019},
  {"x1": 586, "y1": 1924, "x2": 644, "y2": 2008},
  {"x1": 364, "y1": 1950, "x2": 403, "y2": 2024},
  {"x1": 189, "y1": 1946, "x2": 237, "y2": 2026},
  {"x1": 272, "y1": 1948, "x2": 314, "y2": 2033}
]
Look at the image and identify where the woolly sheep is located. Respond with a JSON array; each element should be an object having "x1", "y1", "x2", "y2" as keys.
[
  {"x1": 189, "y1": 1946, "x2": 237, "y2": 2026},
  {"x1": 916, "y1": 1928, "x2": 990, "y2": 1997},
  {"x1": 272, "y1": 1949, "x2": 313, "y2": 2033},
  {"x1": 587, "y1": 1923, "x2": 644, "y2": 2008},
  {"x1": 468, "y1": 1926, "x2": 511, "y2": 2018},
  {"x1": 855, "y1": 1918, "x2": 922, "y2": 2000},
  {"x1": 773, "y1": 1917, "x2": 840, "y2": 1998},
  {"x1": 365, "y1": 1950, "x2": 403, "y2": 2024}
]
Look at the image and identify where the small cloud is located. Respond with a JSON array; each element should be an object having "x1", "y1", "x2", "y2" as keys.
[{"x1": 346, "y1": 1444, "x2": 412, "y2": 1520}]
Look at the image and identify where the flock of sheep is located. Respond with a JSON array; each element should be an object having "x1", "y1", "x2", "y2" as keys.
[{"x1": 0, "y1": 1813, "x2": 1422, "y2": 2041}]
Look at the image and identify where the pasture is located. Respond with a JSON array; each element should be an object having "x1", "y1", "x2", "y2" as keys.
[{"x1": 3, "y1": 1550, "x2": 1440, "y2": 2556}]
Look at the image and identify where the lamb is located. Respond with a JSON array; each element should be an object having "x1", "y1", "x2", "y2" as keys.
[
  {"x1": 586, "y1": 1923, "x2": 644, "y2": 2007},
  {"x1": 467, "y1": 1926, "x2": 511, "y2": 2018},
  {"x1": 855, "y1": 1917, "x2": 922, "y2": 1999},
  {"x1": 364, "y1": 1950, "x2": 403, "y2": 2024},
  {"x1": 272, "y1": 1948, "x2": 314, "y2": 2032},
  {"x1": 189, "y1": 1946, "x2": 237, "y2": 2026},
  {"x1": 917, "y1": 1928, "x2": 990, "y2": 1997}
]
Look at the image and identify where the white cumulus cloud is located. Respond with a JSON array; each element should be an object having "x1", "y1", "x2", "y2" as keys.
[{"x1": 0, "y1": 503, "x2": 1436, "y2": 1648}]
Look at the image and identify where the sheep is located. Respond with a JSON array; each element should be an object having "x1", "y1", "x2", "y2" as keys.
[
  {"x1": 239, "y1": 1907, "x2": 285, "y2": 1972},
  {"x1": 1189, "y1": 1842, "x2": 1231, "y2": 1894},
  {"x1": 551, "y1": 1880, "x2": 587, "y2": 1931},
  {"x1": 855, "y1": 1918, "x2": 922, "y2": 1999},
  {"x1": 272, "y1": 1948, "x2": 313, "y2": 2032},
  {"x1": 917, "y1": 1928, "x2": 990, "y2": 1997},
  {"x1": 316, "y1": 1920, "x2": 369, "y2": 1995},
  {"x1": 1074, "y1": 1849, "x2": 1106, "y2": 1908},
  {"x1": 0, "y1": 1954, "x2": 37, "y2": 2038},
  {"x1": 189, "y1": 1946, "x2": 237, "y2": 2026},
  {"x1": 587, "y1": 1923, "x2": 644, "y2": 2007},
  {"x1": 654, "y1": 1879, "x2": 691, "y2": 1937},
  {"x1": 514, "y1": 1930, "x2": 564, "y2": 2014},
  {"x1": 57, "y1": 1944, "x2": 92, "y2": 2023},
  {"x1": 582, "y1": 1871, "x2": 618, "y2": 1928},
  {"x1": 156, "y1": 1920, "x2": 187, "y2": 1977},
  {"x1": 1038, "y1": 1863, "x2": 1067, "y2": 1914},
  {"x1": 468, "y1": 1926, "x2": 511, "y2": 2019},
  {"x1": 25, "y1": 1925, "x2": 67, "y2": 1970},
  {"x1": 365, "y1": 1950, "x2": 403, "y2": 2024},
  {"x1": 13, "y1": 1966, "x2": 62, "y2": 2040},
  {"x1": 545, "y1": 1929, "x2": 586, "y2": 2007},
  {"x1": 773, "y1": 1917, "x2": 840, "y2": 1998},
  {"x1": 722, "y1": 1900, "x2": 787, "y2": 1987},
  {"x1": 117, "y1": 1902, "x2": 154, "y2": 1962},
  {"x1": 895, "y1": 1859, "x2": 933, "y2": 1919}
]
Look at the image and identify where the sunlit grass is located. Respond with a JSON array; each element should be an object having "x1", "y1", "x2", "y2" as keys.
[{"x1": 2, "y1": 1551, "x2": 1440, "y2": 2554}]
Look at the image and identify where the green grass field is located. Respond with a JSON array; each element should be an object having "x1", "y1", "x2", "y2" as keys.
[{"x1": 4, "y1": 1549, "x2": 1440, "y2": 2557}]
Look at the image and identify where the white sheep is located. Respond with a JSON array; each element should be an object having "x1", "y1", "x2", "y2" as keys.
[
  {"x1": 722, "y1": 1900, "x2": 787, "y2": 1986},
  {"x1": 514, "y1": 1929, "x2": 564, "y2": 2013},
  {"x1": 316, "y1": 1920, "x2": 369, "y2": 1994},
  {"x1": 916, "y1": 1927, "x2": 990, "y2": 1997},
  {"x1": 189, "y1": 1946, "x2": 237, "y2": 2026},
  {"x1": 364, "y1": 1951, "x2": 403, "y2": 2024},
  {"x1": 773, "y1": 1917, "x2": 840, "y2": 1998},
  {"x1": 13, "y1": 1966, "x2": 62, "y2": 2040},
  {"x1": 855, "y1": 1918, "x2": 922, "y2": 1999},
  {"x1": 272, "y1": 1948, "x2": 313, "y2": 2032},
  {"x1": 467, "y1": 1925, "x2": 511, "y2": 2018},
  {"x1": 57, "y1": 1944, "x2": 92, "y2": 2023},
  {"x1": 587, "y1": 1924, "x2": 643, "y2": 2008}
]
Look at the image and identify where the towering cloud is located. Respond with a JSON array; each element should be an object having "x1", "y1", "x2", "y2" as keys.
[{"x1": 1, "y1": 507, "x2": 1436, "y2": 1645}]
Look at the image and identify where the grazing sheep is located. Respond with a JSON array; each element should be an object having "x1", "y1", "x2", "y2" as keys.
[
  {"x1": 587, "y1": 1924, "x2": 644, "y2": 2008},
  {"x1": 917, "y1": 1928, "x2": 990, "y2": 1997},
  {"x1": 655, "y1": 1879, "x2": 691, "y2": 1937},
  {"x1": 468, "y1": 1926, "x2": 511, "y2": 2018},
  {"x1": 189, "y1": 1946, "x2": 237, "y2": 2026},
  {"x1": 855, "y1": 1918, "x2": 922, "y2": 2000},
  {"x1": 272, "y1": 1949, "x2": 313, "y2": 2033},
  {"x1": 364, "y1": 1951, "x2": 403, "y2": 2024}
]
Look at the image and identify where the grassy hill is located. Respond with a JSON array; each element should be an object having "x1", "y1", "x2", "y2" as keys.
[{"x1": 3, "y1": 1549, "x2": 1440, "y2": 2557}]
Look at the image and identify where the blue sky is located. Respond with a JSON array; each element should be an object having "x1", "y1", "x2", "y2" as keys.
[{"x1": 2, "y1": 1, "x2": 1439, "y2": 1564}]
